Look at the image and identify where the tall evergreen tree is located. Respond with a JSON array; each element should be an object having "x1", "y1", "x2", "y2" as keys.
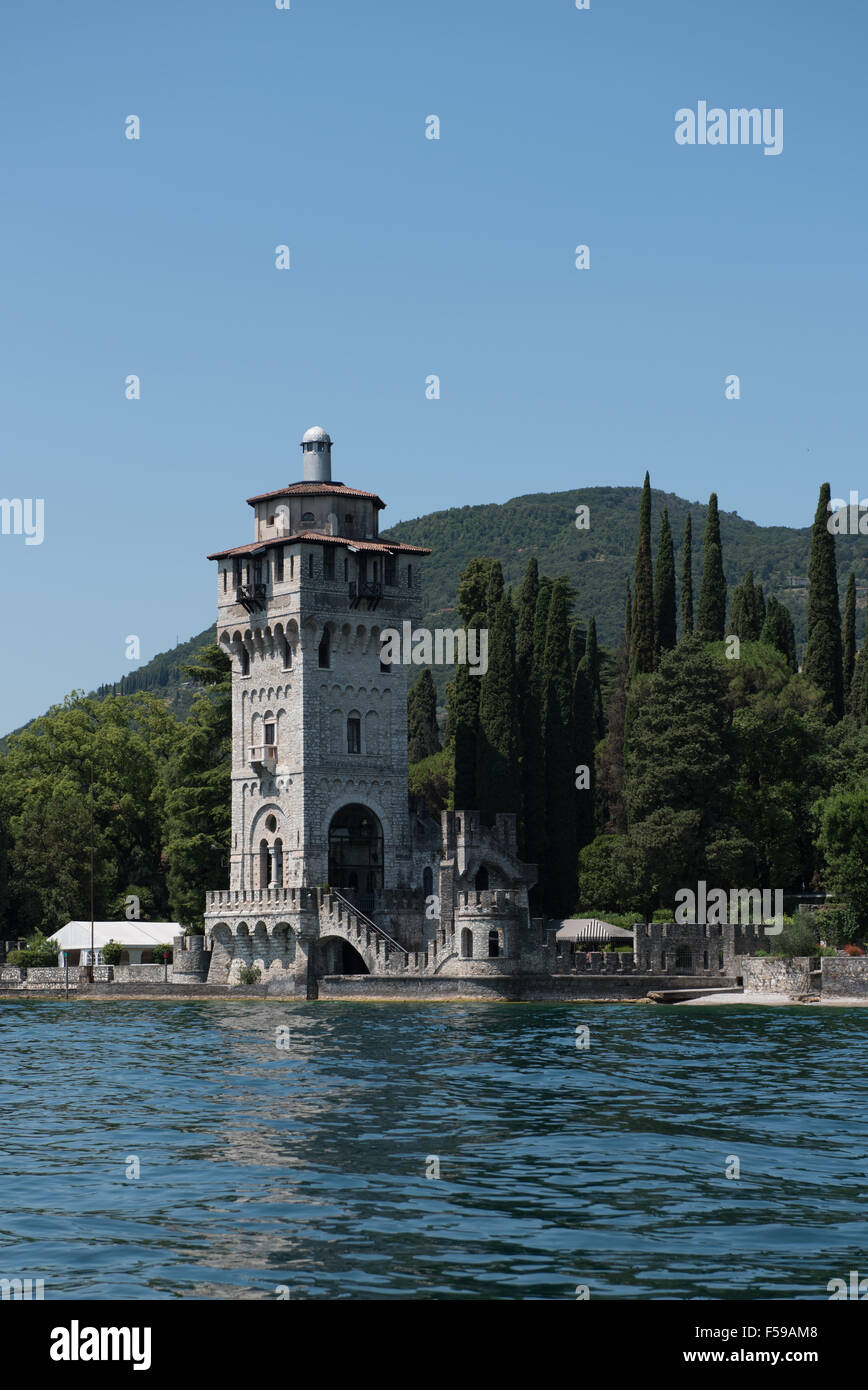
[
  {"x1": 803, "y1": 482, "x2": 844, "y2": 717},
  {"x1": 729, "y1": 570, "x2": 764, "y2": 641},
  {"x1": 654, "y1": 508, "x2": 677, "y2": 657},
  {"x1": 515, "y1": 558, "x2": 540, "y2": 858},
  {"x1": 579, "y1": 614, "x2": 605, "y2": 740},
  {"x1": 541, "y1": 579, "x2": 578, "y2": 914},
  {"x1": 695, "y1": 493, "x2": 727, "y2": 641},
  {"x1": 446, "y1": 657, "x2": 479, "y2": 810},
  {"x1": 624, "y1": 579, "x2": 632, "y2": 654},
  {"x1": 572, "y1": 662, "x2": 596, "y2": 854},
  {"x1": 476, "y1": 592, "x2": 520, "y2": 821},
  {"x1": 842, "y1": 571, "x2": 856, "y2": 710},
  {"x1": 629, "y1": 472, "x2": 655, "y2": 679},
  {"x1": 681, "y1": 513, "x2": 694, "y2": 637},
  {"x1": 759, "y1": 596, "x2": 797, "y2": 672},
  {"x1": 408, "y1": 669, "x2": 441, "y2": 764}
]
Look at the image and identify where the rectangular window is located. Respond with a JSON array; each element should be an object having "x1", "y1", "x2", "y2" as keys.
[
  {"x1": 323, "y1": 548, "x2": 335, "y2": 580},
  {"x1": 253, "y1": 557, "x2": 263, "y2": 587},
  {"x1": 308, "y1": 553, "x2": 314, "y2": 578},
  {"x1": 275, "y1": 548, "x2": 284, "y2": 582},
  {"x1": 240, "y1": 647, "x2": 250, "y2": 677},
  {"x1": 223, "y1": 567, "x2": 228, "y2": 593},
  {"x1": 282, "y1": 637, "x2": 292, "y2": 669},
  {"x1": 347, "y1": 718, "x2": 361, "y2": 754},
  {"x1": 233, "y1": 558, "x2": 242, "y2": 589},
  {"x1": 290, "y1": 554, "x2": 295, "y2": 579},
  {"x1": 344, "y1": 556, "x2": 348, "y2": 581},
  {"x1": 264, "y1": 721, "x2": 276, "y2": 747},
  {"x1": 384, "y1": 555, "x2": 396, "y2": 586},
  {"x1": 407, "y1": 564, "x2": 413, "y2": 587}
]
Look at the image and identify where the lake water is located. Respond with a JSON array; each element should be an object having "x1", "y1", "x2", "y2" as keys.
[{"x1": 2, "y1": 998, "x2": 866, "y2": 1300}]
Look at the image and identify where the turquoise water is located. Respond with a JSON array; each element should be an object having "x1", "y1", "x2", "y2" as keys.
[{"x1": 1, "y1": 999, "x2": 867, "y2": 1300}]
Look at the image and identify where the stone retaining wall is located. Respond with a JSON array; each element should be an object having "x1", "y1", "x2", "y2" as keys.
[
  {"x1": 741, "y1": 957, "x2": 815, "y2": 996},
  {"x1": 820, "y1": 957, "x2": 868, "y2": 997}
]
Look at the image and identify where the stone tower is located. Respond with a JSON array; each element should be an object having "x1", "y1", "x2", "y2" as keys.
[{"x1": 205, "y1": 427, "x2": 431, "y2": 912}]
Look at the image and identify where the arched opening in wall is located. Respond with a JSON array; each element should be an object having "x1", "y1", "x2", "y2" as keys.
[
  {"x1": 328, "y1": 805, "x2": 383, "y2": 911},
  {"x1": 259, "y1": 839, "x2": 270, "y2": 889},
  {"x1": 313, "y1": 935, "x2": 370, "y2": 977},
  {"x1": 423, "y1": 866, "x2": 434, "y2": 898},
  {"x1": 675, "y1": 945, "x2": 693, "y2": 975},
  {"x1": 273, "y1": 838, "x2": 283, "y2": 887},
  {"x1": 460, "y1": 928, "x2": 473, "y2": 959},
  {"x1": 318, "y1": 628, "x2": 331, "y2": 669},
  {"x1": 475, "y1": 866, "x2": 489, "y2": 891},
  {"x1": 488, "y1": 929, "x2": 500, "y2": 958}
]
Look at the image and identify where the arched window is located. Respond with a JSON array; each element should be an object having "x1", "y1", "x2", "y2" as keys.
[
  {"x1": 328, "y1": 805, "x2": 384, "y2": 896},
  {"x1": 474, "y1": 866, "x2": 489, "y2": 891},
  {"x1": 274, "y1": 838, "x2": 283, "y2": 887},
  {"x1": 460, "y1": 928, "x2": 472, "y2": 959},
  {"x1": 488, "y1": 929, "x2": 500, "y2": 958},
  {"x1": 423, "y1": 866, "x2": 434, "y2": 898},
  {"x1": 282, "y1": 637, "x2": 292, "y2": 669},
  {"x1": 302, "y1": 512, "x2": 315, "y2": 525},
  {"x1": 259, "y1": 839, "x2": 270, "y2": 889},
  {"x1": 240, "y1": 646, "x2": 250, "y2": 676},
  {"x1": 318, "y1": 628, "x2": 331, "y2": 669},
  {"x1": 347, "y1": 717, "x2": 361, "y2": 754}
]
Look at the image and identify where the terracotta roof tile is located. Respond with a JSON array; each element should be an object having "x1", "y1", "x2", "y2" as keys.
[
  {"x1": 246, "y1": 480, "x2": 386, "y2": 508},
  {"x1": 207, "y1": 531, "x2": 431, "y2": 561}
]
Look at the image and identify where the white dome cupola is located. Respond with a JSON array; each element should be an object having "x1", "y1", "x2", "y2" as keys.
[{"x1": 301, "y1": 426, "x2": 332, "y2": 483}]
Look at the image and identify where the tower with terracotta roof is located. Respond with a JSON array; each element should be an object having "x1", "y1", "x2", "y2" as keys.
[{"x1": 205, "y1": 428, "x2": 431, "y2": 914}]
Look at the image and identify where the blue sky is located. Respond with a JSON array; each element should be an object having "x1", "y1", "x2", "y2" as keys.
[{"x1": 1, "y1": 0, "x2": 865, "y2": 731}]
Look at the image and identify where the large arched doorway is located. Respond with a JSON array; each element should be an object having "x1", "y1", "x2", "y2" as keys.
[
  {"x1": 328, "y1": 804, "x2": 384, "y2": 912},
  {"x1": 313, "y1": 936, "x2": 370, "y2": 977}
]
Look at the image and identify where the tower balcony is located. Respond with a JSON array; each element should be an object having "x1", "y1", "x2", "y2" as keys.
[
  {"x1": 349, "y1": 579, "x2": 383, "y2": 610},
  {"x1": 249, "y1": 743, "x2": 277, "y2": 772},
  {"x1": 236, "y1": 583, "x2": 267, "y2": 613}
]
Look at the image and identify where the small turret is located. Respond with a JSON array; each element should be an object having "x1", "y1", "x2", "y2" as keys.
[{"x1": 301, "y1": 426, "x2": 332, "y2": 482}]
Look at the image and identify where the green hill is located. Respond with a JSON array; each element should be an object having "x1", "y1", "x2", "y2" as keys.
[
  {"x1": 7, "y1": 484, "x2": 866, "y2": 740},
  {"x1": 382, "y1": 485, "x2": 868, "y2": 652}
]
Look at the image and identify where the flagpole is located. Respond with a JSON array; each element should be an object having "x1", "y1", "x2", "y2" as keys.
[{"x1": 89, "y1": 760, "x2": 95, "y2": 983}]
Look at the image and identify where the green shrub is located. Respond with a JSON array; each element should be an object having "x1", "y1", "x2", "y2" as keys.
[
  {"x1": 238, "y1": 964, "x2": 261, "y2": 986},
  {"x1": 100, "y1": 940, "x2": 124, "y2": 965},
  {"x1": 9, "y1": 933, "x2": 60, "y2": 968},
  {"x1": 151, "y1": 944, "x2": 173, "y2": 964},
  {"x1": 768, "y1": 915, "x2": 818, "y2": 958}
]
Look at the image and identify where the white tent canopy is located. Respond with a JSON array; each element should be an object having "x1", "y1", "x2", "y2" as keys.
[
  {"x1": 553, "y1": 918, "x2": 635, "y2": 943},
  {"x1": 49, "y1": 922, "x2": 181, "y2": 951},
  {"x1": 47, "y1": 917, "x2": 180, "y2": 961}
]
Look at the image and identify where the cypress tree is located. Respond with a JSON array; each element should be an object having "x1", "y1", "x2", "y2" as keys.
[
  {"x1": 624, "y1": 579, "x2": 632, "y2": 654},
  {"x1": 843, "y1": 572, "x2": 856, "y2": 710},
  {"x1": 580, "y1": 614, "x2": 605, "y2": 740},
  {"x1": 476, "y1": 592, "x2": 520, "y2": 821},
  {"x1": 516, "y1": 558, "x2": 540, "y2": 857},
  {"x1": 541, "y1": 579, "x2": 578, "y2": 915},
  {"x1": 681, "y1": 513, "x2": 694, "y2": 637},
  {"x1": 572, "y1": 662, "x2": 596, "y2": 854},
  {"x1": 522, "y1": 575, "x2": 553, "y2": 873},
  {"x1": 730, "y1": 570, "x2": 764, "y2": 641},
  {"x1": 696, "y1": 493, "x2": 727, "y2": 641},
  {"x1": 654, "y1": 508, "x2": 677, "y2": 657},
  {"x1": 630, "y1": 472, "x2": 655, "y2": 679},
  {"x1": 803, "y1": 483, "x2": 844, "y2": 717},
  {"x1": 446, "y1": 657, "x2": 479, "y2": 809},
  {"x1": 759, "y1": 596, "x2": 797, "y2": 672},
  {"x1": 408, "y1": 669, "x2": 441, "y2": 764}
]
